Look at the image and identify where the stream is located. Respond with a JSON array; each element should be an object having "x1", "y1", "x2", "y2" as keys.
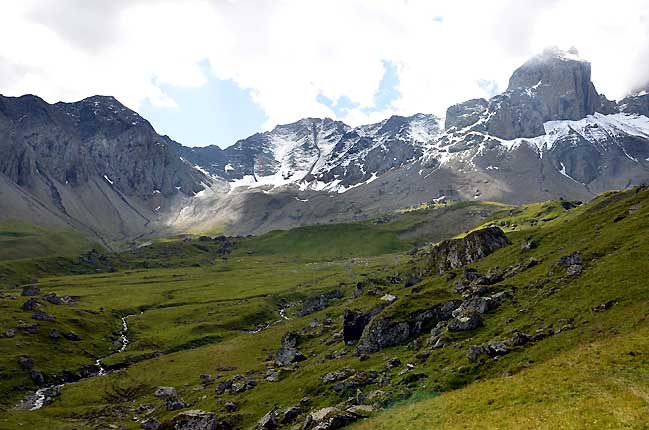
[
  {"x1": 249, "y1": 304, "x2": 292, "y2": 334},
  {"x1": 17, "y1": 313, "x2": 139, "y2": 411}
]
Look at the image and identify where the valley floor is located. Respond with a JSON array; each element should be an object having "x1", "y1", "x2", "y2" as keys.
[{"x1": 1, "y1": 189, "x2": 649, "y2": 429}]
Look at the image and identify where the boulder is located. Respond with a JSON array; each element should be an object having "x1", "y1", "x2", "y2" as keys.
[
  {"x1": 30, "y1": 370, "x2": 44, "y2": 385},
  {"x1": 49, "y1": 329, "x2": 61, "y2": 340},
  {"x1": 468, "y1": 340, "x2": 510, "y2": 362},
  {"x1": 281, "y1": 406, "x2": 302, "y2": 424},
  {"x1": 404, "y1": 275, "x2": 422, "y2": 288},
  {"x1": 510, "y1": 332, "x2": 531, "y2": 346},
  {"x1": 63, "y1": 332, "x2": 82, "y2": 341},
  {"x1": 18, "y1": 355, "x2": 34, "y2": 370},
  {"x1": 44, "y1": 293, "x2": 63, "y2": 305},
  {"x1": 320, "y1": 368, "x2": 354, "y2": 384},
  {"x1": 303, "y1": 407, "x2": 358, "y2": 430},
  {"x1": 154, "y1": 386, "x2": 177, "y2": 399},
  {"x1": 275, "y1": 332, "x2": 306, "y2": 366},
  {"x1": 265, "y1": 368, "x2": 279, "y2": 382},
  {"x1": 170, "y1": 410, "x2": 217, "y2": 430},
  {"x1": 567, "y1": 264, "x2": 583, "y2": 276},
  {"x1": 346, "y1": 405, "x2": 374, "y2": 417},
  {"x1": 448, "y1": 313, "x2": 483, "y2": 332},
  {"x1": 224, "y1": 401, "x2": 238, "y2": 412},
  {"x1": 559, "y1": 253, "x2": 582, "y2": 267},
  {"x1": 31, "y1": 310, "x2": 55, "y2": 321},
  {"x1": 343, "y1": 310, "x2": 371, "y2": 344},
  {"x1": 20, "y1": 298, "x2": 41, "y2": 311},
  {"x1": 257, "y1": 410, "x2": 277, "y2": 429},
  {"x1": 3, "y1": 328, "x2": 16, "y2": 338},
  {"x1": 21, "y1": 285, "x2": 41, "y2": 296},
  {"x1": 166, "y1": 396, "x2": 188, "y2": 411}
]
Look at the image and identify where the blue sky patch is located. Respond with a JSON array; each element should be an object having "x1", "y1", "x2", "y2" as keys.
[{"x1": 139, "y1": 61, "x2": 267, "y2": 148}]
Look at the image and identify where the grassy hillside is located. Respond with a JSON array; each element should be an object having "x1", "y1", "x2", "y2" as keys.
[
  {"x1": 1, "y1": 188, "x2": 648, "y2": 429},
  {"x1": 0, "y1": 220, "x2": 95, "y2": 261}
]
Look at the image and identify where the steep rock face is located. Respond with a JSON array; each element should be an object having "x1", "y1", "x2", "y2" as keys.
[
  {"x1": 309, "y1": 113, "x2": 441, "y2": 188},
  {"x1": 444, "y1": 48, "x2": 603, "y2": 140},
  {"x1": 0, "y1": 94, "x2": 206, "y2": 199},
  {"x1": 620, "y1": 90, "x2": 649, "y2": 117},
  {"x1": 186, "y1": 113, "x2": 441, "y2": 192},
  {"x1": 0, "y1": 94, "x2": 210, "y2": 247}
]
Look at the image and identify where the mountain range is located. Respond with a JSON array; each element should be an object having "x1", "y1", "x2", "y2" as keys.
[{"x1": 1, "y1": 47, "x2": 649, "y2": 246}]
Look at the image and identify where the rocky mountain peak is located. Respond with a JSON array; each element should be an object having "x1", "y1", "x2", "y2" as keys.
[{"x1": 445, "y1": 47, "x2": 603, "y2": 140}]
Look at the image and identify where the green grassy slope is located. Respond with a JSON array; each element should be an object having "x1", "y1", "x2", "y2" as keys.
[
  {"x1": 0, "y1": 188, "x2": 648, "y2": 429},
  {"x1": 0, "y1": 220, "x2": 95, "y2": 261}
]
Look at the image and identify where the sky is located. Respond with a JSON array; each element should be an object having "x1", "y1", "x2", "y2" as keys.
[{"x1": 1, "y1": 0, "x2": 648, "y2": 147}]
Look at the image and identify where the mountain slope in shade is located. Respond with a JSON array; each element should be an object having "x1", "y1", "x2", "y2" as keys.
[{"x1": 0, "y1": 94, "x2": 210, "y2": 247}]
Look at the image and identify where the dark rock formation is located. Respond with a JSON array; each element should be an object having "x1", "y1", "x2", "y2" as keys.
[
  {"x1": 21, "y1": 285, "x2": 40, "y2": 296},
  {"x1": 356, "y1": 301, "x2": 459, "y2": 354},
  {"x1": 32, "y1": 310, "x2": 55, "y2": 321},
  {"x1": 257, "y1": 410, "x2": 277, "y2": 429},
  {"x1": 169, "y1": 410, "x2": 217, "y2": 430},
  {"x1": 275, "y1": 332, "x2": 307, "y2": 366},
  {"x1": 20, "y1": 298, "x2": 41, "y2": 311},
  {"x1": 427, "y1": 227, "x2": 511, "y2": 274},
  {"x1": 297, "y1": 290, "x2": 344, "y2": 317}
]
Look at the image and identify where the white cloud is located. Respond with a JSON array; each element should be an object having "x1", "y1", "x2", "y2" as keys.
[{"x1": 1, "y1": 0, "x2": 648, "y2": 135}]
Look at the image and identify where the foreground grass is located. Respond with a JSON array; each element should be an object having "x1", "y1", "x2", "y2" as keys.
[{"x1": 354, "y1": 325, "x2": 649, "y2": 430}]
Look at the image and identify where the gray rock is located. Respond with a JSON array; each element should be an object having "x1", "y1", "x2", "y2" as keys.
[
  {"x1": 297, "y1": 290, "x2": 344, "y2": 317},
  {"x1": 224, "y1": 401, "x2": 237, "y2": 412},
  {"x1": 427, "y1": 227, "x2": 511, "y2": 274},
  {"x1": 447, "y1": 313, "x2": 483, "y2": 331},
  {"x1": 559, "y1": 253, "x2": 582, "y2": 267},
  {"x1": 510, "y1": 332, "x2": 531, "y2": 346},
  {"x1": 170, "y1": 410, "x2": 217, "y2": 430},
  {"x1": 21, "y1": 285, "x2": 40, "y2": 296},
  {"x1": 302, "y1": 407, "x2": 359, "y2": 430},
  {"x1": 166, "y1": 396, "x2": 188, "y2": 411},
  {"x1": 356, "y1": 300, "x2": 459, "y2": 354},
  {"x1": 265, "y1": 368, "x2": 279, "y2": 382},
  {"x1": 20, "y1": 298, "x2": 41, "y2": 311},
  {"x1": 567, "y1": 264, "x2": 583, "y2": 276},
  {"x1": 31, "y1": 310, "x2": 54, "y2": 321},
  {"x1": 275, "y1": 332, "x2": 306, "y2": 366},
  {"x1": 3, "y1": 328, "x2": 16, "y2": 338},
  {"x1": 44, "y1": 293, "x2": 63, "y2": 305},
  {"x1": 140, "y1": 418, "x2": 160, "y2": 430},
  {"x1": 154, "y1": 386, "x2": 177, "y2": 399},
  {"x1": 30, "y1": 370, "x2": 44, "y2": 385},
  {"x1": 281, "y1": 406, "x2": 302, "y2": 424},
  {"x1": 257, "y1": 410, "x2": 277, "y2": 429}
]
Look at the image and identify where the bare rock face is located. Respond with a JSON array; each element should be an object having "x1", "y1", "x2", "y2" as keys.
[
  {"x1": 445, "y1": 48, "x2": 605, "y2": 140},
  {"x1": 620, "y1": 90, "x2": 649, "y2": 117},
  {"x1": 429, "y1": 227, "x2": 511, "y2": 274},
  {"x1": 355, "y1": 301, "x2": 459, "y2": 355},
  {"x1": 444, "y1": 98, "x2": 488, "y2": 130}
]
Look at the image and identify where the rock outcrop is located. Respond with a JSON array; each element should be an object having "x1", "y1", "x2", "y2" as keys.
[
  {"x1": 445, "y1": 47, "x2": 603, "y2": 140},
  {"x1": 275, "y1": 332, "x2": 307, "y2": 366},
  {"x1": 427, "y1": 227, "x2": 511, "y2": 274},
  {"x1": 169, "y1": 410, "x2": 217, "y2": 430}
]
